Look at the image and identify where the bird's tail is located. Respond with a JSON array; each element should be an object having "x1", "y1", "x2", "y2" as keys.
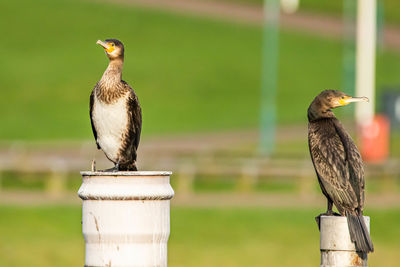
[{"x1": 346, "y1": 211, "x2": 374, "y2": 253}]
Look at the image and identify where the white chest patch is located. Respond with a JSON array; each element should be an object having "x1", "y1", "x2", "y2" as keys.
[{"x1": 92, "y1": 94, "x2": 129, "y2": 162}]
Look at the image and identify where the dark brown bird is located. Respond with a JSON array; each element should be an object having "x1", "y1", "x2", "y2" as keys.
[
  {"x1": 308, "y1": 90, "x2": 373, "y2": 253},
  {"x1": 90, "y1": 39, "x2": 142, "y2": 171}
]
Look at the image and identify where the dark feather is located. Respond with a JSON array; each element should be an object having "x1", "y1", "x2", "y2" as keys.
[
  {"x1": 89, "y1": 91, "x2": 100, "y2": 149},
  {"x1": 333, "y1": 120, "x2": 365, "y2": 206},
  {"x1": 308, "y1": 118, "x2": 358, "y2": 213},
  {"x1": 117, "y1": 81, "x2": 142, "y2": 171},
  {"x1": 346, "y1": 212, "x2": 374, "y2": 252}
]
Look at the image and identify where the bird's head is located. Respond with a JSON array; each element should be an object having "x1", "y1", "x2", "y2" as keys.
[
  {"x1": 308, "y1": 90, "x2": 369, "y2": 121},
  {"x1": 96, "y1": 39, "x2": 124, "y2": 60},
  {"x1": 317, "y1": 90, "x2": 369, "y2": 109}
]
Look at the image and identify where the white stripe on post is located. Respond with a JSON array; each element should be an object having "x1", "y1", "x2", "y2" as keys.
[
  {"x1": 78, "y1": 171, "x2": 174, "y2": 267},
  {"x1": 320, "y1": 215, "x2": 370, "y2": 267}
]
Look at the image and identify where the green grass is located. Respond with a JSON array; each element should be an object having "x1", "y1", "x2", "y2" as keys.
[
  {"x1": 220, "y1": 0, "x2": 400, "y2": 26},
  {"x1": 1, "y1": 0, "x2": 400, "y2": 141},
  {"x1": 0, "y1": 205, "x2": 399, "y2": 266},
  {"x1": 300, "y1": 0, "x2": 400, "y2": 26}
]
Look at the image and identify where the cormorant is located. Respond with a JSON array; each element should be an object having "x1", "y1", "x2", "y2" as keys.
[
  {"x1": 307, "y1": 90, "x2": 374, "y2": 253},
  {"x1": 90, "y1": 39, "x2": 142, "y2": 171}
]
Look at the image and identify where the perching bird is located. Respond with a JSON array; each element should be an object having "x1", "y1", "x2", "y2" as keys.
[
  {"x1": 90, "y1": 39, "x2": 142, "y2": 171},
  {"x1": 307, "y1": 90, "x2": 373, "y2": 253}
]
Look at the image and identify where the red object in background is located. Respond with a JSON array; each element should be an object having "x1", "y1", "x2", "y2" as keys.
[{"x1": 359, "y1": 115, "x2": 390, "y2": 163}]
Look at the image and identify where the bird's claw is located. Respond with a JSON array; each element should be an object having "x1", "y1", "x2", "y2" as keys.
[
  {"x1": 315, "y1": 214, "x2": 322, "y2": 231},
  {"x1": 315, "y1": 211, "x2": 342, "y2": 230},
  {"x1": 100, "y1": 166, "x2": 119, "y2": 172},
  {"x1": 100, "y1": 161, "x2": 120, "y2": 172}
]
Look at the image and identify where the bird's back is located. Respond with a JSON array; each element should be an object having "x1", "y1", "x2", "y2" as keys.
[
  {"x1": 117, "y1": 81, "x2": 142, "y2": 169},
  {"x1": 308, "y1": 118, "x2": 364, "y2": 214}
]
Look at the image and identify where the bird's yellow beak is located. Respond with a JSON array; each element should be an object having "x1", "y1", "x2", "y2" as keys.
[
  {"x1": 339, "y1": 95, "x2": 369, "y2": 106},
  {"x1": 96, "y1": 40, "x2": 115, "y2": 53}
]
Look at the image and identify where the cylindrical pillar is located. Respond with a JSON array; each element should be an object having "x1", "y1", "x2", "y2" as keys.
[
  {"x1": 78, "y1": 171, "x2": 174, "y2": 267},
  {"x1": 320, "y1": 215, "x2": 370, "y2": 267},
  {"x1": 355, "y1": 0, "x2": 376, "y2": 126}
]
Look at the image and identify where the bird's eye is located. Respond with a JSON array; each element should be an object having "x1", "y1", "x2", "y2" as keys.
[
  {"x1": 111, "y1": 43, "x2": 115, "y2": 47},
  {"x1": 341, "y1": 96, "x2": 345, "y2": 99}
]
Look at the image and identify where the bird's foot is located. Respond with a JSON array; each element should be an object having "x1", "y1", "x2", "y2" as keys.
[
  {"x1": 99, "y1": 161, "x2": 120, "y2": 172},
  {"x1": 325, "y1": 210, "x2": 341, "y2": 216},
  {"x1": 100, "y1": 166, "x2": 119, "y2": 172},
  {"x1": 315, "y1": 211, "x2": 342, "y2": 230},
  {"x1": 315, "y1": 214, "x2": 322, "y2": 231}
]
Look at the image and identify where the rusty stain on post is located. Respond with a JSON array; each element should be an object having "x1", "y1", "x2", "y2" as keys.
[
  {"x1": 351, "y1": 252, "x2": 364, "y2": 266},
  {"x1": 320, "y1": 215, "x2": 370, "y2": 267}
]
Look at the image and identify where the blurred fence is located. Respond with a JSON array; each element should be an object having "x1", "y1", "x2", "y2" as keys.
[{"x1": 0, "y1": 139, "x2": 399, "y2": 197}]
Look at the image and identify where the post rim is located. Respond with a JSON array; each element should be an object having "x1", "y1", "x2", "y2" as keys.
[{"x1": 80, "y1": 171, "x2": 172, "y2": 176}]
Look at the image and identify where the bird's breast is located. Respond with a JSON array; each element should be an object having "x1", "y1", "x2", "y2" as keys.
[{"x1": 92, "y1": 94, "x2": 129, "y2": 162}]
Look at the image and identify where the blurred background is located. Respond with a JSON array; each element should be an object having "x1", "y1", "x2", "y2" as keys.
[{"x1": 0, "y1": 0, "x2": 399, "y2": 266}]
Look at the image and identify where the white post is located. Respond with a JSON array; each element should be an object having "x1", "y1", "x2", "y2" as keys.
[
  {"x1": 355, "y1": 0, "x2": 376, "y2": 125},
  {"x1": 320, "y1": 216, "x2": 370, "y2": 267},
  {"x1": 78, "y1": 171, "x2": 174, "y2": 267}
]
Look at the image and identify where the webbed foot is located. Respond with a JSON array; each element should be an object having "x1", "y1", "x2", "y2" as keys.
[
  {"x1": 315, "y1": 211, "x2": 342, "y2": 230},
  {"x1": 100, "y1": 166, "x2": 118, "y2": 172},
  {"x1": 100, "y1": 162, "x2": 120, "y2": 172}
]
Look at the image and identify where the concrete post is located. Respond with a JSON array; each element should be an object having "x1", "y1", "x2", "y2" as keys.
[
  {"x1": 78, "y1": 171, "x2": 174, "y2": 267},
  {"x1": 320, "y1": 215, "x2": 370, "y2": 267}
]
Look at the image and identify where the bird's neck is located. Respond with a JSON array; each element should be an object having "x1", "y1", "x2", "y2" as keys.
[
  {"x1": 100, "y1": 58, "x2": 124, "y2": 88},
  {"x1": 307, "y1": 99, "x2": 335, "y2": 122}
]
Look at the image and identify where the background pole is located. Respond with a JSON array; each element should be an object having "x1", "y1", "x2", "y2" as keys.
[
  {"x1": 355, "y1": 0, "x2": 377, "y2": 125},
  {"x1": 342, "y1": 0, "x2": 356, "y2": 106},
  {"x1": 259, "y1": 0, "x2": 280, "y2": 156}
]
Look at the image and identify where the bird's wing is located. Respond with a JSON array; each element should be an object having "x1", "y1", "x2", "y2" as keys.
[
  {"x1": 123, "y1": 81, "x2": 142, "y2": 160},
  {"x1": 333, "y1": 119, "x2": 365, "y2": 210},
  {"x1": 89, "y1": 90, "x2": 100, "y2": 149},
  {"x1": 309, "y1": 121, "x2": 358, "y2": 212},
  {"x1": 128, "y1": 91, "x2": 142, "y2": 152}
]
